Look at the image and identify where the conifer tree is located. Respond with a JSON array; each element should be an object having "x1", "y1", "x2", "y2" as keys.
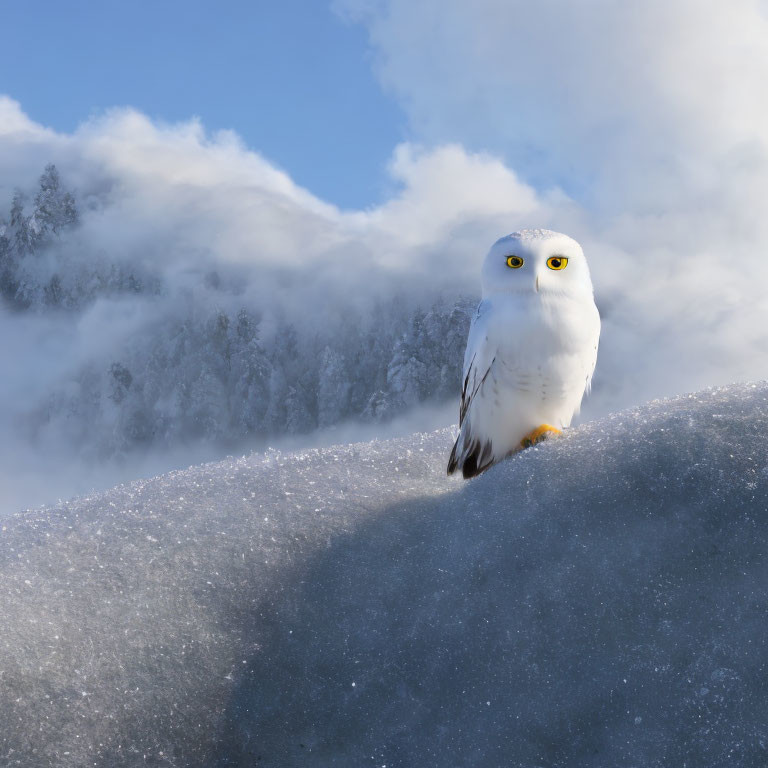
[{"x1": 34, "y1": 164, "x2": 78, "y2": 236}]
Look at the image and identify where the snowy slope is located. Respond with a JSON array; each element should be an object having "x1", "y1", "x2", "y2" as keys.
[{"x1": 3, "y1": 383, "x2": 768, "y2": 767}]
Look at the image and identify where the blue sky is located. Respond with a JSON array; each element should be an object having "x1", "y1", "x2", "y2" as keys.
[{"x1": 0, "y1": 0, "x2": 405, "y2": 209}]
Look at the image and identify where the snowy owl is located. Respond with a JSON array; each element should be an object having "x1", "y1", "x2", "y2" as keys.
[{"x1": 448, "y1": 229, "x2": 600, "y2": 478}]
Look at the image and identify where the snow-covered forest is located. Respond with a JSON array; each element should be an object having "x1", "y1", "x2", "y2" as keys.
[{"x1": 0, "y1": 165, "x2": 473, "y2": 461}]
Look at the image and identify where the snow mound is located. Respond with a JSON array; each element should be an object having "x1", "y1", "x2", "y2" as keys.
[{"x1": 3, "y1": 383, "x2": 768, "y2": 766}]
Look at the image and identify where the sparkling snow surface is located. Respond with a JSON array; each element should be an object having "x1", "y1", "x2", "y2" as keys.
[{"x1": 3, "y1": 384, "x2": 768, "y2": 766}]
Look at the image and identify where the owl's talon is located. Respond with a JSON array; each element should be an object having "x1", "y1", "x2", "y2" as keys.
[{"x1": 521, "y1": 424, "x2": 561, "y2": 449}]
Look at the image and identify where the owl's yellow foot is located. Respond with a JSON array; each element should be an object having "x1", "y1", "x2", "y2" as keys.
[{"x1": 520, "y1": 424, "x2": 561, "y2": 449}]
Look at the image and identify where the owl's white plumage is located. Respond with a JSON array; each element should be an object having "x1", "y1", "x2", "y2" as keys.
[{"x1": 448, "y1": 229, "x2": 600, "y2": 478}]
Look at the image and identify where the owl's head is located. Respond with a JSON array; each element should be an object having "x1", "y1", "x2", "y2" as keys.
[{"x1": 481, "y1": 229, "x2": 594, "y2": 300}]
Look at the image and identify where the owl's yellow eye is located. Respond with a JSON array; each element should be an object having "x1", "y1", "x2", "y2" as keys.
[
  {"x1": 506, "y1": 255, "x2": 524, "y2": 269},
  {"x1": 546, "y1": 256, "x2": 568, "y2": 270}
]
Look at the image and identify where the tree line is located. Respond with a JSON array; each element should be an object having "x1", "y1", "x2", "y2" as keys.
[{"x1": 1, "y1": 165, "x2": 473, "y2": 457}]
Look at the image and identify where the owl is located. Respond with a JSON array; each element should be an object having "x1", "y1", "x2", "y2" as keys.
[{"x1": 448, "y1": 229, "x2": 600, "y2": 479}]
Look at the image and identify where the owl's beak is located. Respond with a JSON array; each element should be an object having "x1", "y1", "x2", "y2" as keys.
[{"x1": 535, "y1": 275, "x2": 540, "y2": 292}]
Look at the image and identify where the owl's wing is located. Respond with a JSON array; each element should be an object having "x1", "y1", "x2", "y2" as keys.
[
  {"x1": 448, "y1": 301, "x2": 498, "y2": 478},
  {"x1": 458, "y1": 300, "x2": 494, "y2": 427},
  {"x1": 575, "y1": 301, "x2": 601, "y2": 408},
  {"x1": 584, "y1": 306, "x2": 600, "y2": 396}
]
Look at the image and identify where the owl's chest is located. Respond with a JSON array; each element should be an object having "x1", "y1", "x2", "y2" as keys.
[
  {"x1": 485, "y1": 298, "x2": 593, "y2": 393},
  {"x1": 488, "y1": 296, "x2": 585, "y2": 353}
]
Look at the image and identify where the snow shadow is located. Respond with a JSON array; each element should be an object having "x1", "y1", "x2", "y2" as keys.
[{"x1": 212, "y1": 388, "x2": 768, "y2": 767}]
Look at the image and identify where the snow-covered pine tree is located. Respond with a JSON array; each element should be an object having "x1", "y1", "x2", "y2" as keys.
[
  {"x1": 317, "y1": 346, "x2": 351, "y2": 428},
  {"x1": 33, "y1": 164, "x2": 78, "y2": 236},
  {"x1": 0, "y1": 217, "x2": 14, "y2": 301},
  {"x1": 9, "y1": 192, "x2": 35, "y2": 256},
  {"x1": 230, "y1": 309, "x2": 272, "y2": 438},
  {"x1": 3, "y1": 167, "x2": 80, "y2": 309},
  {"x1": 386, "y1": 308, "x2": 430, "y2": 408}
]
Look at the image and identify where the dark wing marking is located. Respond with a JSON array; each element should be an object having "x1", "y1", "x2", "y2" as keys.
[
  {"x1": 448, "y1": 300, "x2": 499, "y2": 478},
  {"x1": 447, "y1": 434, "x2": 495, "y2": 479},
  {"x1": 458, "y1": 353, "x2": 476, "y2": 427},
  {"x1": 458, "y1": 354, "x2": 496, "y2": 427},
  {"x1": 448, "y1": 354, "x2": 497, "y2": 478}
]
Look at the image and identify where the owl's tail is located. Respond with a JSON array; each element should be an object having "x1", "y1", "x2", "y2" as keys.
[{"x1": 447, "y1": 423, "x2": 495, "y2": 479}]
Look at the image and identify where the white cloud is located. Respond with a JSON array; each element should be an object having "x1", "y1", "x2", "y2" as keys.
[
  {"x1": 365, "y1": 143, "x2": 541, "y2": 244},
  {"x1": 0, "y1": 96, "x2": 541, "y2": 279},
  {"x1": 336, "y1": 0, "x2": 768, "y2": 205}
]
